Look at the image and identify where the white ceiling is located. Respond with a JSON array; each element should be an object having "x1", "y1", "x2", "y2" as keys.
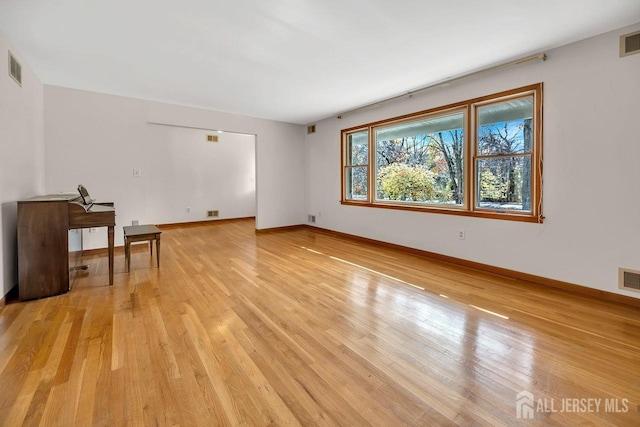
[{"x1": 1, "y1": 0, "x2": 639, "y2": 125}]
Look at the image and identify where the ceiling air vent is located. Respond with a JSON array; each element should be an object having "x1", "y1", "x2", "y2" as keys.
[
  {"x1": 619, "y1": 268, "x2": 640, "y2": 292},
  {"x1": 8, "y1": 51, "x2": 21, "y2": 86},
  {"x1": 620, "y1": 31, "x2": 640, "y2": 57},
  {"x1": 206, "y1": 134, "x2": 219, "y2": 143},
  {"x1": 307, "y1": 124, "x2": 316, "y2": 134}
]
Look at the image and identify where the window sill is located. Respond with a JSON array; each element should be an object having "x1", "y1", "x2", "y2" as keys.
[{"x1": 340, "y1": 200, "x2": 543, "y2": 223}]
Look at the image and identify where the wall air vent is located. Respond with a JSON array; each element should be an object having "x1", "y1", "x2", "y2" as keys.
[
  {"x1": 207, "y1": 210, "x2": 219, "y2": 218},
  {"x1": 307, "y1": 124, "x2": 316, "y2": 134},
  {"x1": 8, "y1": 51, "x2": 21, "y2": 86},
  {"x1": 620, "y1": 31, "x2": 640, "y2": 57},
  {"x1": 206, "y1": 134, "x2": 219, "y2": 142},
  {"x1": 619, "y1": 268, "x2": 640, "y2": 292}
]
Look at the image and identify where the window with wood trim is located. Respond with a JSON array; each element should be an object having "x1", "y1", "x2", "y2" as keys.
[
  {"x1": 344, "y1": 130, "x2": 369, "y2": 200},
  {"x1": 341, "y1": 83, "x2": 543, "y2": 222}
]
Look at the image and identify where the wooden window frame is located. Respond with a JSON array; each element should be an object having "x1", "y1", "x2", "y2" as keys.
[
  {"x1": 341, "y1": 83, "x2": 543, "y2": 223},
  {"x1": 342, "y1": 128, "x2": 370, "y2": 202}
]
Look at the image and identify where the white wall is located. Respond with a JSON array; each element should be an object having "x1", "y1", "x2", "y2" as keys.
[
  {"x1": 0, "y1": 30, "x2": 45, "y2": 297},
  {"x1": 44, "y1": 87, "x2": 305, "y2": 249},
  {"x1": 305, "y1": 22, "x2": 640, "y2": 298},
  {"x1": 145, "y1": 124, "x2": 255, "y2": 224}
]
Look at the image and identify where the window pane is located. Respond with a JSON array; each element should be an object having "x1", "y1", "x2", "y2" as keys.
[
  {"x1": 374, "y1": 112, "x2": 464, "y2": 205},
  {"x1": 347, "y1": 131, "x2": 368, "y2": 165},
  {"x1": 476, "y1": 156, "x2": 532, "y2": 211},
  {"x1": 477, "y1": 97, "x2": 533, "y2": 156},
  {"x1": 345, "y1": 166, "x2": 368, "y2": 200}
]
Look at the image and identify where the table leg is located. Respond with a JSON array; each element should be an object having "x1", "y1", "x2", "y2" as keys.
[
  {"x1": 156, "y1": 235, "x2": 161, "y2": 268},
  {"x1": 108, "y1": 226, "x2": 114, "y2": 285}
]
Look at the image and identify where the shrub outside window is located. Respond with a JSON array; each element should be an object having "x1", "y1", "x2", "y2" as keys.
[
  {"x1": 374, "y1": 110, "x2": 465, "y2": 207},
  {"x1": 341, "y1": 84, "x2": 543, "y2": 223}
]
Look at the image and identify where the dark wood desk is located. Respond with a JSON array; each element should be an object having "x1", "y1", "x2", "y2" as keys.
[
  {"x1": 123, "y1": 225, "x2": 161, "y2": 272},
  {"x1": 17, "y1": 194, "x2": 115, "y2": 301},
  {"x1": 69, "y1": 203, "x2": 115, "y2": 286}
]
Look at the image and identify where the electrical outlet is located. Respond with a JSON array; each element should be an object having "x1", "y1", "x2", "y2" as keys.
[
  {"x1": 186, "y1": 207, "x2": 191, "y2": 213},
  {"x1": 89, "y1": 227, "x2": 98, "y2": 233},
  {"x1": 133, "y1": 168, "x2": 141, "y2": 177},
  {"x1": 132, "y1": 220, "x2": 139, "y2": 226},
  {"x1": 458, "y1": 229, "x2": 466, "y2": 240}
]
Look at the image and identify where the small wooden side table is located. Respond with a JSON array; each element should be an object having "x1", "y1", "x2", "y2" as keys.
[{"x1": 123, "y1": 225, "x2": 162, "y2": 272}]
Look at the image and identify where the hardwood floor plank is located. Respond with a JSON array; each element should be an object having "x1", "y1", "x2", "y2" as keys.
[
  {"x1": 3, "y1": 369, "x2": 40, "y2": 427},
  {"x1": 235, "y1": 328, "x2": 338, "y2": 426},
  {"x1": 181, "y1": 304, "x2": 244, "y2": 425}
]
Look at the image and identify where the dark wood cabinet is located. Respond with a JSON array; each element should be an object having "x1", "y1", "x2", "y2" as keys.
[{"x1": 17, "y1": 194, "x2": 115, "y2": 301}]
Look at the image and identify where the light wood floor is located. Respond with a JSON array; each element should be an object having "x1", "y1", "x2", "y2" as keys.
[{"x1": 1, "y1": 218, "x2": 639, "y2": 426}]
